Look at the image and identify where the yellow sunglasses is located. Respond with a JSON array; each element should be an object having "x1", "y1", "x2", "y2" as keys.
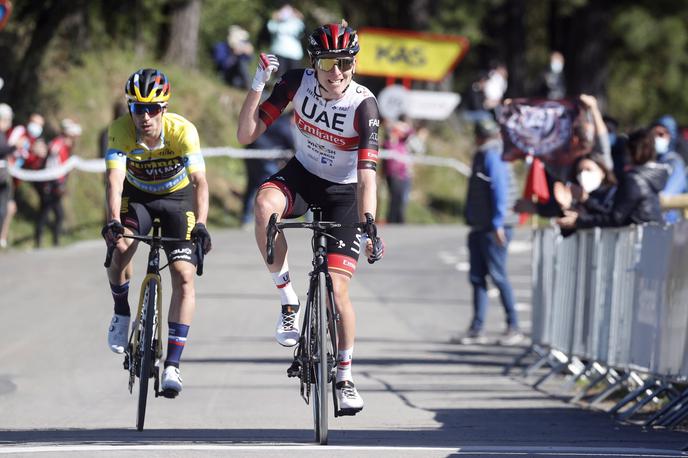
[{"x1": 315, "y1": 57, "x2": 355, "y2": 72}]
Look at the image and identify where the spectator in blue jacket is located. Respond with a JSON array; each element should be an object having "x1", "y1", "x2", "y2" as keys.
[
  {"x1": 454, "y1": 118, "x2": 522, "y2": 346},
  {"x1": 650, "y1": 115, "x2": 686, "y2": 223},
  {"x1": 213, "y1": 25, "x2": 254, "y2": 89}
]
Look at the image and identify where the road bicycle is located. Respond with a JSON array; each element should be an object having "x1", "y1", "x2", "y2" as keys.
[
  {"x1": 105, "y1": 219, "x2": 204, "y2": 431},
  {"x1": 266, "y1": 207, "x2": 377, "y2": 445}
]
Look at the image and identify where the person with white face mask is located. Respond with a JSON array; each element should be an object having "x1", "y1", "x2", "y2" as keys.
[
  {"x1": 556, "y1": 153, "x2": 618, "y2": 235},
  {"x1": 7, "y1": 113, "x2": 45, "y2": 170},
  {"x1": 577, "y1": 168, "x2": 604, "y2": 194},
  {"x1": 541, "y1": 51, "x2": 566, "y2": 100},
  {"x1": 558, "y1": 130, "x2": 668, "y2": 230},
  {"x1": 650, "y1": 116, "x2": 686, "y2": 223},
  {"x1": 482, "y1": 64, "x2": 508, "y2": 109}
]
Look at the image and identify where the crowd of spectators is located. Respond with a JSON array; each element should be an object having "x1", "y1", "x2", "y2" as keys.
[
  {"x1": 463, "y1": 51, "x2": 688, "y2": 235},
  {"x1": 0, "y1": 103, "x2": 81, "y2": 249},
  {"x1": 454, "y1": 51, "x2": 688, "y2": 344}
]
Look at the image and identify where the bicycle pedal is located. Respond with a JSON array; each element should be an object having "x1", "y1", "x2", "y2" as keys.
[
  {"x1": 160, "y1": 388, "x2": 179, "y2": 399},
  {"x1": 335, "y1": 407, "x2": 363, "y2": 417}
]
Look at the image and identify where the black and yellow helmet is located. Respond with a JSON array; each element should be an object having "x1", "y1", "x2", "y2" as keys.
[{"x1": 125, "y1": 68, "x2": 171, "y2": 103}]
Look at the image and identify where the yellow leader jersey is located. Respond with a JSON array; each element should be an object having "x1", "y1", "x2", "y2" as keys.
[{"x1": 105, "y1": 113, "x2": 205, "y2": 195}]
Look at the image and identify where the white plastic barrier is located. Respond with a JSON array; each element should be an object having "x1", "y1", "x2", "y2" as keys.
[{"x1": 8, "y1": 147, "x2": 472, "y2": 182}]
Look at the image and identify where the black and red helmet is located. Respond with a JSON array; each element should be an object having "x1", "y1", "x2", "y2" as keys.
[{"x1": 307, "y1": 23, "x2": 360, "y2": 59}]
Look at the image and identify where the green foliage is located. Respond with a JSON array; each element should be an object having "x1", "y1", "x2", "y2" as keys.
[
  {"x1": 608, "y1": 5, "x2": 688, "y2": 126},
  {"x1": 5, "y1": 0, "x2": 688, "y2": 249},
  {"x1": 7, "y1": 46, "x2": 250, "y2": 248}
]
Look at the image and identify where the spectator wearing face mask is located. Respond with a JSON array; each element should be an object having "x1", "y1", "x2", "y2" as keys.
[
  {"x1": 8, "y1": 113, "x2": 45, "y2": 170},
  {"x1": 554, "y1": 153, "x2": 617, "y2": 235},
  {"x1": 264, "y1": 2, "x2": 305, "y2": 77},
  {"x1": 34, "y1": 118, "x2": 81, "y2": 247},
  {"x1": 540, "y1": 51, "x2": 566, "y2": 100},
  {"x1": 650, "y1": 115, "x2": 686, "y2": 223},
  {"x1": 482, "y1": 64, "x2": 508, "y2": 111},
  {"x1": 556, "y1": 129, "x2": 668, "y2": 229}
]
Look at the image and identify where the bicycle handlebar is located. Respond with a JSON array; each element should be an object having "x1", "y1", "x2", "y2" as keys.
[
  {"x1": 265, "y1": 212, "x2": 379, "y2": 265},
  {"x1": 104, "y1": 233, "x2": 205, "y2": 276}
]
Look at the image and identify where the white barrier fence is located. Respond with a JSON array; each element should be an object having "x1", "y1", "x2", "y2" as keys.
[
  {"x1": 508, "y1": 222, "x2": 688, "y2": 428},
  {"x1": 7, "y1": 147, "x2": 472, "y2": 182}
]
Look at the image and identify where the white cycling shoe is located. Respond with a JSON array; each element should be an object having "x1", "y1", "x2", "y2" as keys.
[
  {"x1": 107, "y1": 314, "x2": 130, "y2": 354},
  {"x1": 275, "y1": 304, "x2": 301, "y2": 347},
  {"x1": 336, "y1": 380, "x2": 364, "y2": 412},
  {"x1": 161, "y1": 366, "x2": 183, "y2": 396}
]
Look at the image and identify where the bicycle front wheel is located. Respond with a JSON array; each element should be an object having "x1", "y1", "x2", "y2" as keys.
[
  {"x1": 137, "y1": 278, "x2": 158, "y2": 431},
  {"x1": 314, "y1": 271, "x2": 329, "y2": 444}
]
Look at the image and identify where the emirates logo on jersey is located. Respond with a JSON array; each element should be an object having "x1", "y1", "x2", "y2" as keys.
[{"x1": 295, "y1": 112, "x2": 358, "y2": 150}]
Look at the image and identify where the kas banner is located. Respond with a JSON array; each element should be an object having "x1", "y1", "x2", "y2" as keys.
[{"x1": 356, "y1": 28, "x2": 469, "y2": 82}]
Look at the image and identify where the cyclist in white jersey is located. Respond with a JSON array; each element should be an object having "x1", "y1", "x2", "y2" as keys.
[{"x1": 237, "y1": 21, "x2": 384, "y2": 413}]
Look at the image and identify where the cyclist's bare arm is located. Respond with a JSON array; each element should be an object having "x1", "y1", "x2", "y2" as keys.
[
  {"x1": 237, "y1": 90, "x2": 268, "y2": 145},
  {"x1": 106, "y1": 168, "x2": 125, "y2": 223},
  {"x1": 189, "y1": 170, "x2": 209, "y2": 225},
  {"x1": 357, "y1": 168, "x2": 377, "y2": 222}
]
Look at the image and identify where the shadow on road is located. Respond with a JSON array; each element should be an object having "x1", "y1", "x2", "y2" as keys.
[{"x1": 1, "y1": 416, "x2": 686, "y2": 451}]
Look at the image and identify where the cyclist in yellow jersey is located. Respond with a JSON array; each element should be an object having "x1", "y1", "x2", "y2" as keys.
[{"x1": 102, "y1": 68, "x2": 212, "y2": 396}]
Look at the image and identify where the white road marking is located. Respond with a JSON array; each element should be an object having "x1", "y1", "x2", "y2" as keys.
[{"x1": 0, "y1": 444, "x2": 684, "y2": 456}]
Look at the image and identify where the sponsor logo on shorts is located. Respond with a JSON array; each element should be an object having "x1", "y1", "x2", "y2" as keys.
[{"x1": 185, "y1": 211, "x2": 195, "y2": 240}]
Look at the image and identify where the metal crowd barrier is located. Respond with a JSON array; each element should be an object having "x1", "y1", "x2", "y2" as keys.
[{"x1": 507, "y1": 221, "x2": 688, "y2": 428}]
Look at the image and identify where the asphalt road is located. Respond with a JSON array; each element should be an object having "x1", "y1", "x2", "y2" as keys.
[{"x1": 0, "y1": 225, "x2": 686, "y2": 457}]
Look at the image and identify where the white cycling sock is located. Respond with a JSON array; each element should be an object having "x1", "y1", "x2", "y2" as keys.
[
  {"x1": 336, "y1": 347, "x2": 353, "y2": 383},
  {"x1": 271, "y1": 261, "x2": 299, "y2": 305}
]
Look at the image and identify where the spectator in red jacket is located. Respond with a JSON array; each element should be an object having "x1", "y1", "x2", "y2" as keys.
[{"x1": 35, "y1": 118, "x2": 81, "y2": 248}]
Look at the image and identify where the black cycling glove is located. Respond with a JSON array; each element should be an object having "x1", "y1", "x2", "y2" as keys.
[
  {"x1": 191, "y1": 222, "x2": 212, "y2": 254},
  {"x1": 101, "y1": 219, "x2": 124, "y2": 245},
  {"x1": 369, "y1": 236, "x2": 385, "y2": 263},
  {"x1": 363, "y1": 212, "x2": 384, "y2": 263}
]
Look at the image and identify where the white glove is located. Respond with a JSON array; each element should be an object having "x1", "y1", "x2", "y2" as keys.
[{"x1": 252, "y1": 53, "x2": 279, "y2": 92}]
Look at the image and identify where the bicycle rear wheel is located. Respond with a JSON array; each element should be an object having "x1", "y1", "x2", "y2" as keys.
[
  {"x1": 313, "y1": 271, "x2": 329, "y2": 444},
  {"x1": 137, "y1": 278, "x2": 158, "y2": 431}
]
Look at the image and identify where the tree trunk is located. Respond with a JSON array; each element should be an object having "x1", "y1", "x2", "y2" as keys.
[
  {"x1": 8, "y1": 1, "x2": 79, "y2": 117},
  {"x1": 557, "y1": 1, "x2": 611, "y2": 104},
  {"x1": 503, "y1": 0, "x2": 527, "y2": 98},
  {"x1": 163, "y1": 0, "x2": 201, "y2": 69}
]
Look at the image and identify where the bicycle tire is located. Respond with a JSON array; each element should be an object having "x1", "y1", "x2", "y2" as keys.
[
  {"x1": 326, "y1": 286, "x2": 339, "y2": 415},
  {"x1": 309, "y1": 282, "x2": 320, "y2": 441},
  {"x1": 315, "y1": 271, "x2": 329, "y2": 444},
  {"x1": 136, "y1": 278, "x2": 157, "y2": 431}
]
